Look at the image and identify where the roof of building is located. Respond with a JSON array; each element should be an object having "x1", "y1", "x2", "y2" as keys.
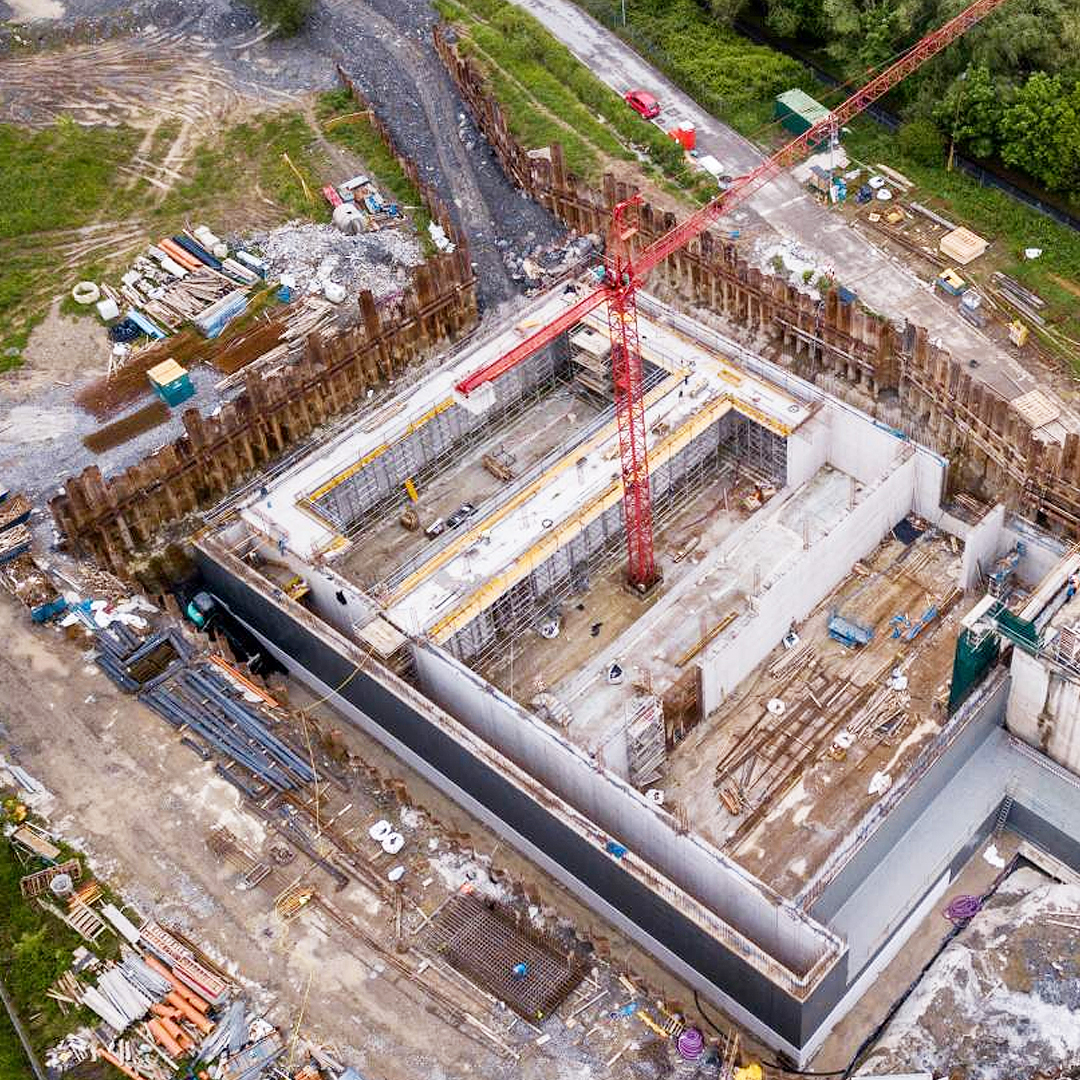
[{"x1": 775, "y1": 89, "x2": 831, "y2": 122}]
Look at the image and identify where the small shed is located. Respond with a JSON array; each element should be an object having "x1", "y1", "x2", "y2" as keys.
[
  {"x1": 808, "y1": 164, "x2": 831, "y2": 194},
  {"x1": 147, "y1": 358, "x2": 195, "y2": 407},
  {"x1": 939, "y1": 226, "x2": 988, "y2": 265},
  {"x1": 775, "y1": 89, "x2": 832, "y2": 146}
]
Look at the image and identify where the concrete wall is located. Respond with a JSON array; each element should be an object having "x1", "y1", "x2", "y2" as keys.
[
  {"x1": 316, "y1": 341, "x2": 565, "y2": 529},
  {"x1": 959, "y1": 504, "x2": 1007, "y2": 591},
  {"x1": 1007, "y1": 647, "x2": 1080, "y2": 774},
  {"x1": 243, "y1": 535, "x2": 379, "y2": 639},
  {"x1": 194, "y1": 536, "x2": 848, "y2": 1061},
  {"x1": 411, "y1": 640, "x2": 840, "y2": 981},
  {"x1": 825, "y1": 408, "x2": 903, "y2": 487},
  {"x1": 786, "y1": 412, "x2": 830, "y2": 488},
  {"x1": 1003, "y1": 514, "x2": 1068, "y2": 587},
  {"x1": 814, "y1": 672, "x2": 1009, "y2": 950},
  {"x1": 932, "y1": 504, "x2": 1062, "y2": 593},
  {"x1": 699, "y1": 453, "x2": 921, "y2": 710}
]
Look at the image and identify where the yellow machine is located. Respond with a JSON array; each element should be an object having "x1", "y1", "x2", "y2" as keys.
[
  {"x1": 1009, "y1": 320, "x2": 1029, "y2": 347},
  {"x1": 734, "y1": 1063, "x2": 764, "y2": 1080},
  {"x1": 935, "y1": 267, "x2": 967, "y2": 296}
]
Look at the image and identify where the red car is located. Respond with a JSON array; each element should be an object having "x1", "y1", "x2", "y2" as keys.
[{"x1": 624, "y1": 89, "x2": 661, "y2": 120}]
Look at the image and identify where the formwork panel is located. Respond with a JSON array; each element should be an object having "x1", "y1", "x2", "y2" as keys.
[{"x1": 445, "y1": 413, "x2": 765, "y2": 669}]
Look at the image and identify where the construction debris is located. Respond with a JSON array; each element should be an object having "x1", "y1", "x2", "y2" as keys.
[{"x1": 254, "y1": 220, "x2": 423, "y2": 302}]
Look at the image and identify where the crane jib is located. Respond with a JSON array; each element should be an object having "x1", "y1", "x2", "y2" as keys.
[{"x1": 450, "y1": 0, "x2": 1013, "y2": 587}]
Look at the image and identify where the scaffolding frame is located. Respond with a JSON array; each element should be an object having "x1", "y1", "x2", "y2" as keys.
[
  {"x1": 310, "y1": 345, "x2": 669, "y2": 556},
  {"x1": 313, "y1": 345, "x2": 565, "y2": 537},
  {"x1": 450, "y1": 421, "x2": 743, "y2": 674},
  {"x1": 722, "y1": 413, "x2": 788, "y2": 486}
]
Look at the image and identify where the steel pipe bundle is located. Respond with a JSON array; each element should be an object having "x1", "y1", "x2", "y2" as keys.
[{"x1": 139, "y1": 663, "x2": 313, "y2": 791}]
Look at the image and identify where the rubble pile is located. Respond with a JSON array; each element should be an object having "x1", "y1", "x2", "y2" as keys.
[
  {"x1": 499, "y1": 231, "x2": 600, "y2": 292},
  {"x1": 254, "y1": 222, "x2": 424, "y2": 302}
]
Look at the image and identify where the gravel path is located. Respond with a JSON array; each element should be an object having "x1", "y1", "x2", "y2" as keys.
[{"x1": 312, "y1": 0, "x2": 564, "y2": 311}]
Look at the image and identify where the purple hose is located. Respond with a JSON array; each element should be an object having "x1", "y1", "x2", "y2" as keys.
[
  {"x1": 678, "y1": 1028, "x2": 704, "y2": 1061},
  {"x1": 944, "y1": 894, "x2": 982, "y2": 922}
]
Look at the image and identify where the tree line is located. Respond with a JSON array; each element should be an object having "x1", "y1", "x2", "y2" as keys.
[{"x1": 708, "y1": 0, "x2": 1080, "y2": 195}]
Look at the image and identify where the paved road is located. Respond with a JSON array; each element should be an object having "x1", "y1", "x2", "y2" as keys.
[{"x1": 508, "y1": 0, "x2": 1064, "y2": 415}]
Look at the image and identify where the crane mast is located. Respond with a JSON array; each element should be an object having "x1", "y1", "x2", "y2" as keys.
[{"x1": 455, "y1": 0, "x2": 1012, "y2": 589}]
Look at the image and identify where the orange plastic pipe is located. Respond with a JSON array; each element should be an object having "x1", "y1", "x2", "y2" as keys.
[
  {"x1": 172, "y1": 982, "x2": 211, "y2": 1014},
  {"x1": 142, "y1": 952, "x2": 212, "y2": 1012},
  {"x1": 158, "y1": 237, "x2": 202, "y2": 269},
  {"x1": 97, "y1": 1046, "x2": 142, "y2": 1080},
  {"x1": 142, "y1": 953, "x2": 184, "y2": 993},
  {"x1": 167, "y1": 990, "x2": 213, "y2": 1033},
  {"x1": 151, "y1": 1002, "x2": 179, "y2": 1019},
  {"x1": 159, "y1": 1015, "x2": 194, "y2": 1050},
  {"x1": 158, "y1": 238, "x2": 202, "y2": 270},
  {"x1": 148, "y1": 1018, "x2": 185, "y2": 1058}
]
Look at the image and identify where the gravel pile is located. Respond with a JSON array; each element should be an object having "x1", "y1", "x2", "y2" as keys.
[{"x1": 253, "y1": 221, "x2": 425, "y2": 301}]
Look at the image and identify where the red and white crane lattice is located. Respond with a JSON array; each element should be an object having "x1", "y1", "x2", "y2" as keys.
[{"x1": 454, "y1": 0, "x2": 1012, "y2": 591}]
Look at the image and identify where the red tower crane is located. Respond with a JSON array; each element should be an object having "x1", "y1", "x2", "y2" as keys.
[{"x1": 455, "y1": 0, "x2": 1012, "y2": 590}]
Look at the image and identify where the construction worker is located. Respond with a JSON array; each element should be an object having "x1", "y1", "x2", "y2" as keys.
[{"x1": 1067, "y1": 573, "x2": 1079, "y2": 601}]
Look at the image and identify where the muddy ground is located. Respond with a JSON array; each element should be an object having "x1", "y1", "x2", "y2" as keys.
[{"x1": 0, "y1": 591, "x2": 751, "y2": 1079}]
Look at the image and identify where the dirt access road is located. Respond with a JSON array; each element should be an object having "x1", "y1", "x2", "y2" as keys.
[
  {"x1": 313, "y1": 0, "x2": 564, "y2": 310},
  {"x1": 506, "y1": 0, "x2": 1071, "y2": 417}
]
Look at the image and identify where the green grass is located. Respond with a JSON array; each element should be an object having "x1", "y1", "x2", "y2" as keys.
[
  {"x1": 571, "y1": 0, "x2": 808, "y2": 138},
  {"x1": 0, "y1": 91, "x2": 449, "y2": 373},
  {"x1": 0, "y1": 109, "x2": 334, "y2": 372},
  {"x1": 438, "y1": 0, "x2": 713, "y2": 198},
  {"x1": 0, "y1": 1009, "x2": 35, "y2": 1080},
  {"x1": 0, "y1": 120, "x2": 141, "y2": 366},
  {"x1": 316, "y1": 89, "x2": 436, "y2": 253},
  {"x1": 0, "y1": 804, "x2": 117, "y2": 1068},
  {"x1": 844, "y1": 118, "x2": 1080, "y2": 345},
  {"x1": 154, "y1": 111, "x2": 329, "y2": 224}
]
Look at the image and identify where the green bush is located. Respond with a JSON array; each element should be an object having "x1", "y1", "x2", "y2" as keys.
[
  {"x1": 573, "y1": 0, "x2": 807, "y2": 133},
  {"x1": 250, "y1": 0, "x2": 313, "y2": 35},
  {"x1": 896, "y1": 119, "x2": 946, "y2": 167}
]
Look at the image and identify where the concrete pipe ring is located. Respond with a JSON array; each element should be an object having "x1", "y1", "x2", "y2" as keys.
[
  {"x1": 381, "y1": 831, "x2": 405, "y2": 854},
  {"x1": 368, "y1": 819, "x2": 394, "y2": 841},
  {"x1": 72, "y1": 281, "x2": 101, "y2": 305}
]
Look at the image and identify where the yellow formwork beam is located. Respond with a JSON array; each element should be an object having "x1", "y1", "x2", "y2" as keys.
[
  {"x1": 428, "y1": 395, "x2": 735, "y2": 643},
  {"x1": 305, "y1": 399, "x2": 455, "y2": 502},
  {"x1": 386, "y1": 373, "x2": 689, "y2": 606}
]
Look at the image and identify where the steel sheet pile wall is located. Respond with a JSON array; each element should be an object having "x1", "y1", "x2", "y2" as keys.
[
  {"x1": 433, "y1": 25, "x2": 1080, "y2": 540},
  {"x1": 194, "y1": 533, "x2": 846, "y2": 1060}
]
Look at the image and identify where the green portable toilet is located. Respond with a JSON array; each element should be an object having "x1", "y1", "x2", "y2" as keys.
[
  {"x1": 147, "y1": 358, "x2": 195, "y2": 407},
  {"x1": 774, "y1": 89, "x2": 833, "y2": 148}
]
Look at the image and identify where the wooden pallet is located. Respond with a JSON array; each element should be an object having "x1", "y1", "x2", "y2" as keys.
[{"x1": 19, "y1": 858, "x2": 82, "y2": 898}]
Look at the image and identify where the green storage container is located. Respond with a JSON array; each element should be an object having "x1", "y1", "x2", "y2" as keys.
[{"x1": 774, "y1": 89, "x2": 833, "y2": 148}]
